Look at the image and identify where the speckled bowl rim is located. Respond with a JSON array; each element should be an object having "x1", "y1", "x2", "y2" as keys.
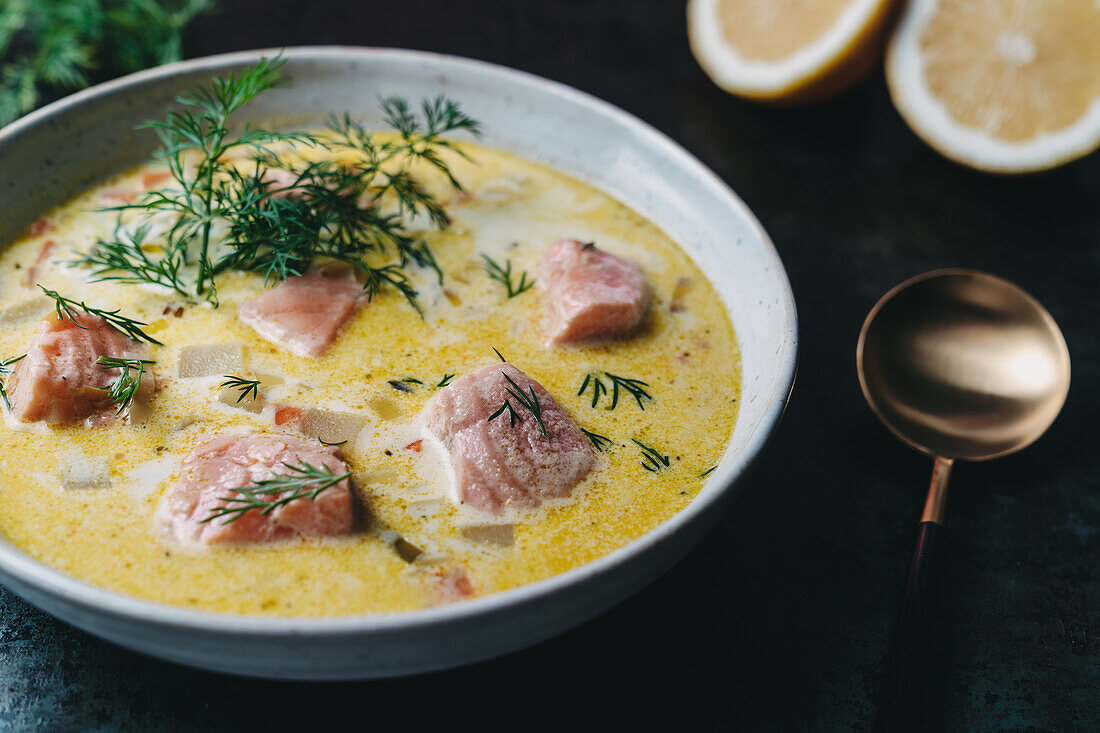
[{"x1": 0, "y1": 48, "x2": 797, "y2": 638}]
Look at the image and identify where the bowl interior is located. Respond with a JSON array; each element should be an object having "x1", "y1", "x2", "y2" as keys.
[{"x1": 0, "y1": 48, "x2": 796, "y2": 631}]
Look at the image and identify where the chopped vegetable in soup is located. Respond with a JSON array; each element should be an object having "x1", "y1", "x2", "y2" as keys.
[{"x1": 0, "y1": 59, "x2": 740, "y2": 616}]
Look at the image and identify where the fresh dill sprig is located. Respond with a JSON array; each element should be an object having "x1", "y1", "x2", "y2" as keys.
[
  {"x1": 578, "y1": 371, "x2": 652, "y2": 410},
  {"x1": 402, "y1": 377, "x2": 423, "y2": 385},
  {"x1": 200, "y1": 459, "x2": 351, "y2": 525},
  {"x1": 436, "y1": 373, "x2": 455, "y2": 388},
  {"x1": 633, "y1": 439, "x2": 670, "y2": 472},
  {"x1": 85, "y1": 53, "x2": 307, "y2": 304},
  {"x1": 700, "y1": 465, "x2": 717, "y2": 478},
  {"x1": 219, "y1": 374, "x2": 261, "y2": 403},
  {"x1": 215, "y1": 102, "x2": 479, "y2": 305},
  {"x1": 492, "y1": 347, "x2": 507, "y2": 362},
  {"x1": 72, "y1": 57, "x2": 479, "y2": 312},
  {"x1": 97, "y1": 356, "x2": 154, "y2": 413},
  {"x1": 38, "y1": 285, "x2": 162, "y2": 345},
  {"x1": 0, "y1": 354, "x2": 26, "y2": 411},
  {"x1": 0, "y1": 0, "x2": 213, "y2": 125},
  {"x1": 581, "y1": 427, "x2": 612, "y2": 452},
  {"x1": 481, "y1": 254, "x2": 535, "y2": 298}
]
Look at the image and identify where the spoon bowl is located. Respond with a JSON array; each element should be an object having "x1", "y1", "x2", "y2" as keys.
[{"x1": 859, "y1": 269, "x2": 1070, "y2": 460}]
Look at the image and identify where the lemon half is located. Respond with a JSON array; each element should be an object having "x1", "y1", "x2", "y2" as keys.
[
  {"x1": 688, "y1": 0, "x2": 898, "y2": 103},
  {"x1": 887, "y1": 0, "x2": 1100, "y2": 173}
]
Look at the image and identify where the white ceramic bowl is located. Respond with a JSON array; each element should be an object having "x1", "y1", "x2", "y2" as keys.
[{"x1": 0, "y1": 47, "x2": 797, "y2": 679}]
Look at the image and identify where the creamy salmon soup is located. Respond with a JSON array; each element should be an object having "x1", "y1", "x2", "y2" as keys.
[{"x1": 0, "y1": 59, "x2": 740, "y2": 616}]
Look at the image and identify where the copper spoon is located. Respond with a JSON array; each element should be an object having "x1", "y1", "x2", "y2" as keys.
[{"x1": 857, "y1": 270, "x2": 1070, "y2": 732}]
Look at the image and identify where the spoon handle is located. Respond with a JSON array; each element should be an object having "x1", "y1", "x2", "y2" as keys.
[{"x1": 874, "y1": 456, "x2": 953, "y2": 733}]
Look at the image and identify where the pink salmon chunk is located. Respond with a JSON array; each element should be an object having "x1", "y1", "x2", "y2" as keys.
[
  {"x1": 160, "y1": 434, "x2": 355, "y2": 545},
  {"x1": 536, "y1": 239, "x2": 650, "y2": 345},
  {"x1": 237, "y1": 268, "x2": 364, "y2": 357},
  {"x1": 423, "y1": 362, "x2": 595, "y2": 514},
  {"x1": 7, "y1": 313, "x2": 153, "y2": 425}
]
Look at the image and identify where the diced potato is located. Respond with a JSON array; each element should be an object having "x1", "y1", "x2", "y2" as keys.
[
  {"x1": 217, "y1": 385, "x2": 266, "y2": 413},
  {"x1": 394, "y1": 537, "x2": 423, "y2": 563},
  {"x1": 460, "y1": 523, "x2": 514, "y2": 547},
  {"x1": 128, "y1": 399, "x2": 153, "y2": 425},
  {"x1": 255, "y1": 372, "x2": 285, "y2": 388},
  {"x1": 299, "y1": 408, "x2": 368, "y2": 445},
  {"x1": 177, "y1": 343, "x2": 243, "y2": 378},
  {"x1": 60, "y1": 458, "x2": 110, "y2": 490},
  {"x1": 408, "y1": 498, "x2": 443, "y2": 519},
  {"x1": 367, "y1": 396, "x2": 401, "y2": 420}
]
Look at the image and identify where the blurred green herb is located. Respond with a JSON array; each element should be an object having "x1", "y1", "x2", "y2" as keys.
[{"x1": 0, "y1": 0, "x2": 214, "y2": 125}]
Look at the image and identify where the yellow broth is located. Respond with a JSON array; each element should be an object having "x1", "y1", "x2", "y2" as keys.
[{"x1": 0, "y1": 141, "x2": 740, "y2": 616}]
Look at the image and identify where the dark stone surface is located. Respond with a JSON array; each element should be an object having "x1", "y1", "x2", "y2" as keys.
[{"x1": 1, "y1": 1, "x2": 1097, "y2": 730}]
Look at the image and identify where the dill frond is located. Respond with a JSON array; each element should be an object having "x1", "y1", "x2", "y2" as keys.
[
  {"x1": 219, "y1": 374, "x2": 261, "y2": 403},
  {"x1": 97, "y1": 356, "x2": 154, "y2": 413},
  {"x1": 487, "y1": 398, "x2": 520, "y2": 427},
  {"x1": 38, "y1": 285, "x2": 162, "y2": 345},
  {"x1": 200, "y1": 459, "x2": 351, "y2": 525},
  {"x1": 501, "y1": 371, "x2": 548, "y2": 438},
  {"x1": 0, "y1": 354, "x2": 26, "y2": 411},
  {"x1": 486, "y1": 370, "x2": 548, "y2": 438},
  {"x1": 633, "y1": 439, "x2": 670, "y2": 472},
  {"x1": 481, "y1": 254, "x2": 535, "y2": 298},
  {"x1": 581, "y1": 427, "x2": 613, "y2": 452},
  {"x1": 579, "y1": 371, "x2": 652, "y2": 410}
]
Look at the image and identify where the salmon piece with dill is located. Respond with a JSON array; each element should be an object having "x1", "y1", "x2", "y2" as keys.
[
  {"x1": 6, "y1": 312, "x2": 154, "y2": 425},
  {"x1": 158, "y1": 434, "x2": 355, "y2": 546},
  {"x1": 422, "y1": 362, "x2": 595, "y2": 514}
]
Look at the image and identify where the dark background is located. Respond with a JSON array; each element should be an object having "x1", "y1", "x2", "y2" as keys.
[{"x1": 1, "y1": 2, "x2": 1097, "y2": 730}]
